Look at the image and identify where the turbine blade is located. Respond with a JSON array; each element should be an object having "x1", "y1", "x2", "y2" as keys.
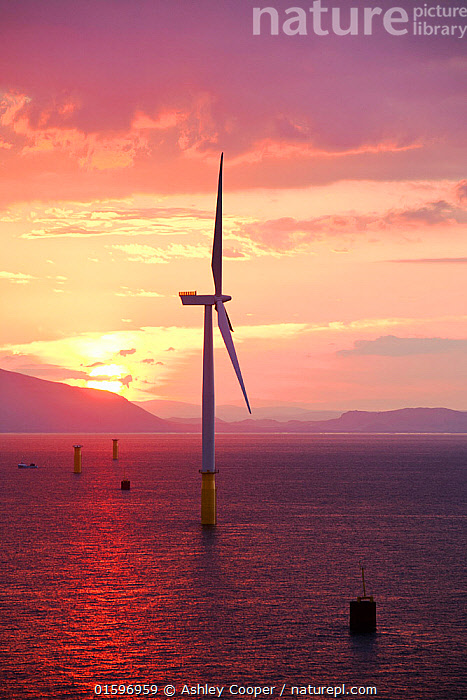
[
  {"x1": 225, "y1": 306, "x2": 234, "y2": 332},
  {"x1": 211, "y1": 153, "x2": 223, "y2": 296},
  {"x1": 216, "y1": 300, "x2": 251, "y2": 413}
]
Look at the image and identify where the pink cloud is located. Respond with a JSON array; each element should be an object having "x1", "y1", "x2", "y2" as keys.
[
  {"x1": 338, "y1": 335, "x2": 467, "y2": 357},
  {"x1": 387, "y1": 257, "x2": 467, "y2": 264},
  {"x1": 235, "y1": 188, "x2": 467, "y2": 251},
  {"x1": 229, "y1": 137, "x2": 422, "y2": 166},
  {"x1": 1, "y1": 92, "x2": 150, "y2": 170},
  {"x1": 384, "y1": 200, "x2": 467, "y2": 226},
  {"x1": 0, "y1": 1, "x2": 464, "y2": 206},
  {"x1": 120, "y1": 374, "x2": 133, "y2": 388},
  {"x1": 0, "y1": 81, "x2": 462, "y2": 206},
  {"x1": 455, "y1": 180, "x2": 467, "y2": 202}
]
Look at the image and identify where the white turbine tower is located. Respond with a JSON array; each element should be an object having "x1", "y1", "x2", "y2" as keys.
[{"x1": 179, "y1": 153, "x2": 251, "y2": 525}]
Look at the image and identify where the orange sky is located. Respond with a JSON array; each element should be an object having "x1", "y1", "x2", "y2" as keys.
[{"x1": 0, "y1": 1, "x2": 465, "y2": 411}]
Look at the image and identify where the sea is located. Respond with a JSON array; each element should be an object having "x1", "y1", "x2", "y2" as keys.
[{"x1": 0, "y1": 433, "x2": 465, "y2": 700}]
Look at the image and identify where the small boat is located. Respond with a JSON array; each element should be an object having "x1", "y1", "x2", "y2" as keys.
[{"x1": 18, "y1": 462, "x2": 38, "y2": 469}]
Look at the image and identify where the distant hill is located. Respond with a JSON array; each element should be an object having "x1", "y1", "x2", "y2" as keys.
[
  {"x1": 1, "y1": 369, "x2": 466, "y2": 433},
  {"x1": 306, "y1": 407, "x2": 467, "y2": 433},
  {"x1": 215, "y1": 407, "x2": 467, "y2": 433},
  {"x1": 0, "y1": 368, "x2": 180, "y2": 433},
  {"x1": 134, "y1": 398, "x2": 341, "y2": 422},
  {"x1": 133, "y1": 399, "x2": 201, "y2": 420}
]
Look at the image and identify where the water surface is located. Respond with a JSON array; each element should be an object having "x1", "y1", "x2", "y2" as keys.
[{"x1": 0, "y1": 434, "x2": 465, "y2": 699}]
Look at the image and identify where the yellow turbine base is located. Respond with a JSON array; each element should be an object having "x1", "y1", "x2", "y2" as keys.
[
  {"x1": 73, "y1": 446, "x2": 82, "y2": 474},
  {"x1": 201, "y1": 472, "x2": 217, "y2": 526}
]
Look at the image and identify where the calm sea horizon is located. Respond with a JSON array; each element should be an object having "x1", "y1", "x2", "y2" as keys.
[{"x1": 0, "y1": 433, "x2": 466, "y2": 700}]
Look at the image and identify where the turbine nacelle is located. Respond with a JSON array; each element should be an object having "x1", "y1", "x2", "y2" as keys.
[{"x1": 179, "y1": 293, "x2": 232, "y2": 306}]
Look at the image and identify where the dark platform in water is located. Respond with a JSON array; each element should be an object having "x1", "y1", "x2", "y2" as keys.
[{"x1": 349, "y1": 597, "x2": 377, "y2": 632}]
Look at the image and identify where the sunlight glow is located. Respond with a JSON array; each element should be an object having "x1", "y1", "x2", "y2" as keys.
[
  {"x1": 87, "y1": 380, "x2": 124, "y2": 393},
  {"x1": 89, "y1": 364, "x2": 126, "y2": 377}
]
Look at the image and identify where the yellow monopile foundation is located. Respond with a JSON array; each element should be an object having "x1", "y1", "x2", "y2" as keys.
[
  {"x1": 73, "y1": 445, "x2": 82, "y2": 474},
  {"x1": 201, "y1": 472, "x2": 217, "y2": 525}
]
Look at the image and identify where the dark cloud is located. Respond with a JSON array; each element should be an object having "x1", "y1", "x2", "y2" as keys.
[
  {"x1": 84, "y1": 361, "x2": 106, "y2": 367},
  {"x1": 118, "y1": 348, "x2": 136, "y2": 357},
  {"x1": 455, "y1": 180, "x2": 467, "y2": 202},
  {"x1": 140, "y1": 358, "x2": 164, "y2": 366},
  {"x1": 338, "y1": 335, "x2": 467, "y2": 357},
  {"x1": 384, "y1": 200, "x2": 467, "y2": 226},
  {"x1": 120, "y1": 374, "x2": 133, "y2": 387}
]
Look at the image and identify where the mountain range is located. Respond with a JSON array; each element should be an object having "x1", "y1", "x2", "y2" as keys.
[
  {"x1": 1, "y1": 368, "x2": 466, "y2": 433},
  {"x1": 133, "y1": 399, "x2": 341, "y2": 422},
  {"x1": 215, "y1": 407, "x2": 467, "y2": 433},
  {"x1": 0, "y1": 368, "x2": 177, "y2": 433}
]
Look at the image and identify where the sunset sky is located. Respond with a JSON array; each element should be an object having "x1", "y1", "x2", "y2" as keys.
[{"x1": 0, "y1": 0, "x2": 465, "y2": 412}]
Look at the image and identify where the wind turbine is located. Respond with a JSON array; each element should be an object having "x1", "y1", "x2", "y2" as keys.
[{"x1": 179, "y1": 153, "x2": 251, "y2": 525}]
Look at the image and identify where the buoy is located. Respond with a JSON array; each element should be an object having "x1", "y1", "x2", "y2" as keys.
[
  {"x1": 349, "y1": 564, "x2": 377, "y2": 632},
  {"x1": 112, "y1": 438, "x2": 119, "y2": 460},
  {"x1": 73, "y1": 445, "x2": 82, "y2": 474}
]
